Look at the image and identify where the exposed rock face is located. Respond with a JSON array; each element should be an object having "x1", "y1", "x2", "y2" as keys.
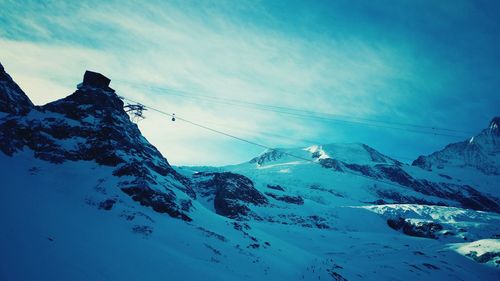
[
  {"x1": 373, "y1": 190, "x2": 447, "y2": 206},
  {"x1": 0, "y1": 68, "x2": 193, "y2": 221},
  {"x1": 362, "y1": 144, "x2": 393, "y2": 163},
  {"x1": 467, "y1": 251, "x2": 500, "y2": 265},
  {"x1": 265, "y1": 192, "x2": 304, "y2": 205},
  {"x1": 250, "y1": 149, "x2": 285, "y2": 165},
  {"x1": 0, "y1": 63, "x2": 34, "y2": 115},
  {"x1": 387, "y1": 217, "x2": 444, "y2": 239},
  {"x1": 193, "y1": 172, "x2": 268, "y2": 219},
  {"x1": 316, "y1": 152, "x2": 500, "y2": 212},
  {"x1": 319, "y1": 158, "x2": 344, "y2": 171},
  {"x1": 122, "y1": 186, "x2": 191, "y2": 221},
  {"x1": 375, "y1": 165, "x2": 500, "y2": 213},
  {"x1": 343, "y1": 163, "x2": 379, "y2": 178},
  {"x1": 412, "y1": 118, "x2": 500, "y2": 175},
  {"x1": 267, "y1": 184, "x2": 285, "y2": 191}
]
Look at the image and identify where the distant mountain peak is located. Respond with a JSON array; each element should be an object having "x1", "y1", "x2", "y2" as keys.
[
  {"x1": 249, "y1": 148, "x2": 286, "y2": 165},
  {"x1": 413, "y1": 117, "x2": 500, "y2": 175},
  {"x1": 248, "y1": 142, "x2": 399, "y2": 167}
]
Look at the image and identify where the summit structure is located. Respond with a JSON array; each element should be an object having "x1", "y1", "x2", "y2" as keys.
[{"x1": 78, "y1": 70, "x2": 114, "y2": 92}]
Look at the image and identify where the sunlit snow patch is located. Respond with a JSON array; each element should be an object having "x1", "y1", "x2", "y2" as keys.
[{"x1": 450, "y1": 239, "x2": 500, "y2": 267}]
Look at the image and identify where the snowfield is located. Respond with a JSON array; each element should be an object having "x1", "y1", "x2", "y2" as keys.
[{"x1": 2, "y1": 151, "x2": 499, "y2": 281}]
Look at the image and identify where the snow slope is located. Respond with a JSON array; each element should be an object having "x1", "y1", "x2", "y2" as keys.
[{"x1": 3, "y1": 151, "x2": 499, "y2": 281}]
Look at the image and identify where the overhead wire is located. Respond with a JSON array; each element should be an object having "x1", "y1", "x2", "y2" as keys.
[
  {"x1": 120, "y1": 94, "x2": 418, "y2": 162},
  {"x1": 117, "y1": 81, "x2": 475, "y2": 137},
  {"x1": 166, "y1": 115, "x2": 417, "y2": 163},
  {"x1": 121, "y1": 96, "x2": 432, "y2": 190}
]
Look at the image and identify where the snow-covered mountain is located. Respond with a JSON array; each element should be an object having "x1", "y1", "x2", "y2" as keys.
[
  {"x1": 199, "y1": 141, "x2": 499, "y2": 214},
  {"x1": 413, "y1": 117, "x2": 499, "y2": 176},
  {"x1": 1, "y1": 64, "x2": 499, "y2": 281}
]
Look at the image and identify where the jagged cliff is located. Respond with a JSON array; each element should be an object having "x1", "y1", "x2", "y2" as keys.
[{"x1": 0, "y1": 67, "x2": 194, "y2": 221}]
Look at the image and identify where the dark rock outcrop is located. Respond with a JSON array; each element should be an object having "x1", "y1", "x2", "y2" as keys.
[
  {"x1": 466, "y1": 251, "x2": 500, "y2": 265},
  {"x1": 98, "y1": 199, "x2": 116, "y2": 210},
  {"x1": 194, "y1": 172, "x2": 268, "y2": 219},
  {"x1": 375, "y1": 189, "x2": 448, "y2": 206},
  {"x1": 249, "y1": 149, "x2": 285, "y2": 165},
  {"x1": 122, "y1": 186, "x2": 191, "y2": 221},
  {"x1": 375, "y1": 165, "x2": 500, "y2": 213},
  {"x1": 265, "y1": 192, "x2": 304, "y2": 205},
  {"x1": 0, "y1": 63, "x2": 34, "y2": 115},
  {"x1": 362, "y1": 144, "x2": 394, "y2": 163},
  {"x1": 387, "y1": 217, "x2": 443, "y2": 239},
  {"x1": 319, "y1": 158, "x2": 344, "y2": 171},
  {"x1": 412, "y1": 155, "x2": 431, "y2": 170},
  {"x1": 267, "y1": 184, "x2": 285, "y2": 191},
  {"x1": 344, "y1": 163, "x2": 379, "y2": 178},
  {"x1": 314, "y1": 154, "x2": 499, "y2": 212}
]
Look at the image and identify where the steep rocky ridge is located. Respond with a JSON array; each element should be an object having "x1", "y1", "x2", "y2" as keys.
[
  {"x1": 0, "y1": 66, "x2": 194, "y2": 220},
  {"x1": 413, "y1": 117, "x2": 500, "y2": 176},
  {"x1": 0, "y1": 63, "x2": 34, "y2": 115}
]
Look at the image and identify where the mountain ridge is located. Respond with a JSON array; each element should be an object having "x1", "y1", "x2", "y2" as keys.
[
  {"x1": 0, "y1": 66, "x2": 194, "y2": 221},
  {"x1": 413, "y1": 117, "x2": 500, "y2": 176}
]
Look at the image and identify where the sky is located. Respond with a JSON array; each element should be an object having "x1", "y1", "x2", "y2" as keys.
[{"x1": 1, "y1": 0, "x2": 499, "y2": 166}]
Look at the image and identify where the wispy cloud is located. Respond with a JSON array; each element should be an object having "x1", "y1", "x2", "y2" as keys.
[{"x1": 1, "y1": 0, "x2": 499, "y2": 165}]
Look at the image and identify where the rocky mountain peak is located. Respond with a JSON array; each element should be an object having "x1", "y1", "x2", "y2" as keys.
[
  {"x1": 43, "y1": 70, "x2": 124, "y2": 121},
  {"x1": 0, "y1": 68, "x2": 195, "y2": 221},
  {"x1": 249, "y1": 149, "x2": 285, "y2": 165},
  {"x1": 0, "y1": 62, "x2": 34, "y2": 115},
  {"x1": 412, "y1": 116, "x2": 500, "y2": 175}
]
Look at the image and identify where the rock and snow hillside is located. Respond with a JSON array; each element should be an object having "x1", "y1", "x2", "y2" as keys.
[
  {"x1": 413, "y1": 117, "x2": 499, "y2": 176},
  {"x1": 0, "y1": 69, "x2": 194, "y2": 221},
  {"x1": 1, "y1": 63, "x2": 499, "y2": 281},
  {"x1": 203, "y1": 142, "x2": 500, "y2": 213},
  {"x1": 412, "y1": 117, "x2": 500, "y2": 195}
]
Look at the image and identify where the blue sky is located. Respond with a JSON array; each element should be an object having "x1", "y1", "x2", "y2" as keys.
[{"x1": 1, "y1": 0, "x2": 499, "y2": 165}]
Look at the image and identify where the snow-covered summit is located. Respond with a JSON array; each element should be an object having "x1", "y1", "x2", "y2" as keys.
[
  {"x1": 218, "y1": 141, "x2": 500, "y2": 214},
  {"x1": 249, "y1": 142, "x2": 400, "y2": 167},
  {"x1": 314, "y1": 143, "x2": 400, "y2": 165}
]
